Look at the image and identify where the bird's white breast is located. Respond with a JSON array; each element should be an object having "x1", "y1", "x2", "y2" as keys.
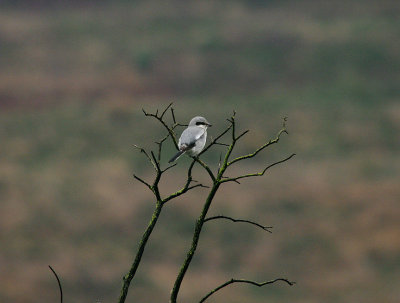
[{"x1": 187, "y1": 130, "x2": 207, "y2": 156}]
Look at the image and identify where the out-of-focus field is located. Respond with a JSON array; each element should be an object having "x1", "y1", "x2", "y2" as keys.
[{"x1": 1, "y1": 1, "x2": 399, "y2": 302}]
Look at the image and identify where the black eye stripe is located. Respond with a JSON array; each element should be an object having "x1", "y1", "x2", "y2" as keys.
[{"x1": 196, "y1": 122, "x2": 205, "y2": 125}]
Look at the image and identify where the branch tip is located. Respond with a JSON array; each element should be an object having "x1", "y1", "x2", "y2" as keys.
[
  {"x1": 171, "y1": 107, "x2": 177, "y2": 123},
  {"x1": 236, "y1": 129, "x2": 249, "y2": 141},
  {"x1": 48, "y1": 265, "x2": 63, "y2": 303},
  {"x1": 205, "y1": 215, "x2": 273, "y2": 233},
  {"x1": 160, "y1": 102, "x2": 173, "y2": 119}
]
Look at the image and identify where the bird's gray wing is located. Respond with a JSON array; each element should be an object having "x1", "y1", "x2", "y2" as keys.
[{"x1": 179, "y1": 126, "x2": 205, "y2": 147}]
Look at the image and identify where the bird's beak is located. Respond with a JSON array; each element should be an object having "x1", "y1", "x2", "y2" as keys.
[{"x1": 207, "y1": 123, "x2": 212, "y2": 127}]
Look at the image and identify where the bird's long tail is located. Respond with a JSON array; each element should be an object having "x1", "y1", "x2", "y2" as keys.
[{"x1": 169, "y1": 150, "x2": 185, "y2": 163}]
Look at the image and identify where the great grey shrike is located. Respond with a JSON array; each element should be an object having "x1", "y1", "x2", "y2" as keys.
[{"x1": 168, "y1": 116, "x2": 212, "y2": 163}]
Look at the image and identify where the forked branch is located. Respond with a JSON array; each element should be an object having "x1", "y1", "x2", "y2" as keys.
[
  {"x1": 142, "y1": 102, "x2": 180, "y2": 149},
  {"x1": 228, "y1": 117, "x2": 289, "y2": 166},
  {"x1": 221, "y1": 153, "x2": 296, "y2": 184},
  {"x1": 162, "y1": 159, "x2": 208, "y2": 204},
  {"x1": 133, "y1": 144, "x2": 156, "y2": 171}
]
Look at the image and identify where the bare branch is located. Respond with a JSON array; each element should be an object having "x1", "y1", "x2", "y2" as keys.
[
  {"x1": 199, "y1": 124, "x2": 232, "y2": 156},
  {"x1": 155, "y1": 134, "x2": 170, "y2": 162},
  {"x1": 142, "y1": 103, "x2": 179, "y2": 149},
  {"x1": 150, "y1": 151, "x2": 160, "y2": 171},
  {"x1": 133, "y1": 174, "x2": 152, "y2": 191},
  {"x1": 221, "y1": 175, "x2": 241, "y2": 184},
  {"x1": 204, "y1": 215, "x2": 272, "y2": 233},
  {"x1": 215, "y1": 111, "x2": 238, "y2": 176},
  {"x1": 160, "y1": 102, "x2": 173, "y2": 119},
  {"x1": 188, "y1": 183, "x2": 210, "y2": 190},
  {"x1": 199, "y1": 278, "x2": 295, "y2": 303},
  {"x1": 48, "y1": 265, "x2": 63, "y2": 303},
  {"x1": 235, "y1": 129, "x2": 249, "y2": 141},
  {"x1": 193, "y1": 157, "x2": 216, "y2": 183},
  {"x1": 162, "y1": 161, "x2": 209, "y2": 204},
  {"x1": 119, "y1": 201, "x2": 164, "y2": 303},
  {"x1": 282, "y1": 116, "x2": 288, "y2": 131},
  {"x1": 221, "y1": 153, "x2": 296, "y2": 184},
  {"x1": 213, "y1": 142, "x2": 230, "y2": 147},
  {"x1": 228, "y1": 110, "x2": 237, "y2": 141},
  {"x1": 171, "y1": 107, "x2": 177, "y2": 124},
  {"x1": 217, "y1": 153, "x2": 222, "y2": 174},
  {"x1": 162, "y1": 163, "x2": 177, "y2": 173},
  {"x1": 133, "y1": 144, "x2": 157, "y2": 171},
  {"x1": 228, "y1": 117, "x2": 289, "y2": 166}
]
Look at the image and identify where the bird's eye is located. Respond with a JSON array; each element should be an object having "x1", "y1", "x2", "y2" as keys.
[{"x1": 196, "y1": 122, "x2": 204, "y2": 125}]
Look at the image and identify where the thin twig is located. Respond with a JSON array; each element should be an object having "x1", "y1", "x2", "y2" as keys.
[
  {"x1": 236, "y1": 129, "x2": 249, "y2": 141},
  {"x1": 143, "y1": 103, "x2": 179, "y2": 149},
  {"x1": 162, "y1": 163, "x2": 178, "y2": 173},
  {"x1": 228, "y1": 118, "x2": 289, "y2": 166},
  {"x1": 217, "y1": 152, "x2": 222, "y2": 174},
  {"x1": 133, "y1": 174, "x2": 152, "y2": 191},
  {"x1": 48, "y1": 265, "x2": 63, "y2": 303},
  {"x1": 214, "y1": 142, "x2": 230, "y2": 147},
  {"x1": 188, "y1": 183, "x2": 210, "y2": 190},
  {"x1": 155, "y1": 135, "x2": 169, "y2": 162},
  {"x1": 199, "y1": 124, "x2": 232, "y2": 156},
  {"x1": 216, "y1": 111, "x2": 237, "y2": 177},
  {"x1": 193, "y1": 157, "x2": 216, "y2": 183},
  {"x1": 171, "y1": 107, "x2": 177, "y2": 124},
  {"x1": 199, "y1": 278, "x2": 295, "y2": 303},
  {"x1": 204, "y1": 215, "x2": 272, "y2": 233},
  {"x1": 160, "y1": 102, "x2": 173, "y2": 119},
  {"x1": 221, "y1": 153, "x2": 296, "y2": 183},
  {"x1": 162, "y1": 159, "x2": 209, "y2": 204},
  {"x1": 133, "y1": 144, "x2": 157, "y2": 171}
]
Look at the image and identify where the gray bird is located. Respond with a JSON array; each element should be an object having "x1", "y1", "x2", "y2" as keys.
[{"x1": 169, "y1": 116, "x2": 212, "y2": 163}]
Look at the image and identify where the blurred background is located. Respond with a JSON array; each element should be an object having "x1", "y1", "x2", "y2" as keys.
[{"x1": 1, "y1": 1, "x2": 399, "y2": 302}]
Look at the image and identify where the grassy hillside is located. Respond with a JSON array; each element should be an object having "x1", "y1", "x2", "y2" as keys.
[{"x1": 1, "y1": 1, "x2": 399, "y2": 302}]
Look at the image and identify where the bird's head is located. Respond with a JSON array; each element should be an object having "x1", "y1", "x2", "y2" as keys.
[{"x1": 189, "y1": 116, "x2": 212, "y2": 129}]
